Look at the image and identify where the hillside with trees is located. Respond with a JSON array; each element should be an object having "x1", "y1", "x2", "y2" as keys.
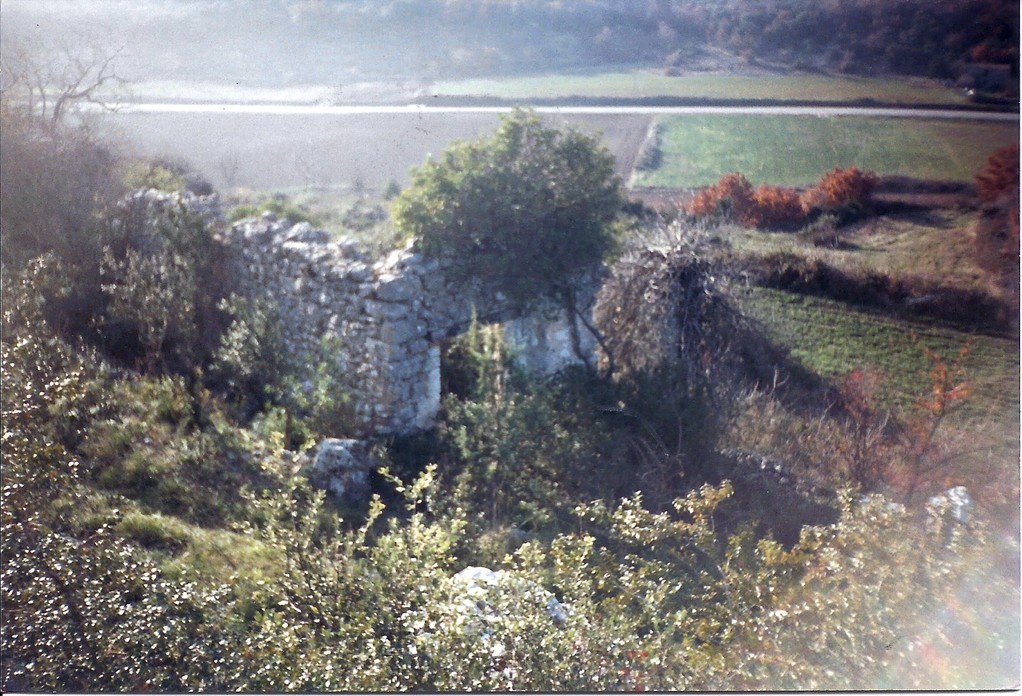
[
  {"x1": 2, "y1": 0, "x2": 1017, "y2": 92},
  {"x1": 3, "y1": 74, "x2": 1020, "y2": 691},
  {"x1": 1, "y1": 4, "x2": 1019, "y2": 691}
]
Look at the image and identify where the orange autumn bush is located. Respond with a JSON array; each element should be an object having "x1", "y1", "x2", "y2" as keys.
[
  {"x1": 974, "y1": 144, "x2": 1019, "y2": 258},
  {"x1": 687, "y1": 172, "x2": 754, "y2": 220},
  {"x1": 748, "y1": 184, "x2": 806, "y2": 228},
  {"x1": 689, "y1": 167, "x2": 879, "y2": 230},
  {"x1": 800, "y1": 166, "x2": 878, "y2": 214}
]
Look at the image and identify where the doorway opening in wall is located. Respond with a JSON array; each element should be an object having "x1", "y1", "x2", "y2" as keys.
[{"x1": 437, "y1": 322, "x2": 512, "y2": 402}]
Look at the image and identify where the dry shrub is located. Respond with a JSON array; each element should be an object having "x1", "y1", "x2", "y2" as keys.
[
  {"x1": 975, "y1": 143, "x2": 1020, "y2": 204},
  {"x1": 592, "y1": 243, "x2": 833, "y2": 515},
  {"x1": 801, "y1": 166, "x2": 879, "y2": 214},
  {"x1": 687, "y1": 172, "x2": 754, "y2": 221},
  {"x1": 594, "y1": 245, "x2": 785, "y2": 389},
  {"x1": 748, "y1": 184, "x2": 806, "y2": 229},
  {"x1": 973, "y1": 144, "x2": 1020, "y2": 280},
  {"x1": 747, "y1": 252, "x2": 1015, "y2": 335},
  {"x1": 688, "y1": 168, "x2": 879, "y2": 230}
]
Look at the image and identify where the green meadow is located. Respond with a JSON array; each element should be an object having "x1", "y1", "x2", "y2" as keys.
[
  {"x1": 433, "y1": 70, "x2": 967, "y2": 105},
  {"x1": 630, "y1": 115, "x2": 1018, "y2": 187},
  {"x1": 739, "y1": 287, "x2": 1019, "y2": 423}
]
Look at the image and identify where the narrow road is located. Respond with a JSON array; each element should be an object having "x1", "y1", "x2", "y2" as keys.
[{"x1": 109, "y1": 102, "x2": 1019, "y2": 122}]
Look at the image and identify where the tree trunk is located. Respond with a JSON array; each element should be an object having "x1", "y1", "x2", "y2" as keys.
[{"x1": 562, "y1": 285, "x2": 616, "y2": 378}]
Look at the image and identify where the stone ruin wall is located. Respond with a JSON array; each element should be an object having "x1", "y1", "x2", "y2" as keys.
[{"x1": 223, "y1": 213, "x2": 597, "y2": 438}]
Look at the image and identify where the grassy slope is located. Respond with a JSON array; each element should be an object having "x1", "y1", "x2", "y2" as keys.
[
  {"x1": 720, "y1": 204, "x2": 1017, "y2": 418},
  {"x1": 721, "y1": 194, "x2": 1020, "y2": 519},
  {"x1": 631, "y1": 116, "x2": 1018, "y2": 187},
  {"x1": 738, "y1": 285, "x2": 1019, "y2": 516},
  {"x1": 739, "y1": 287, "x2": 1018, "y2": 419},
  {"x1": 726, "y1": 208, "x2": 989, "y2": 291},
  {"x1": 432, "y1": 70, "x2": 967, "y2": 104}
]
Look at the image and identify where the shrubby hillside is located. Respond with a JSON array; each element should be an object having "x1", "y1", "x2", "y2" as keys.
[{"x1": 2, "y1": 72, "x2": 1019, "y2": 692}]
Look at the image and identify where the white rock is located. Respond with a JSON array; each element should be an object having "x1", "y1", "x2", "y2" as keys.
[{"x1": 309, "y1": 439, "x2": 372, "y2": 503}]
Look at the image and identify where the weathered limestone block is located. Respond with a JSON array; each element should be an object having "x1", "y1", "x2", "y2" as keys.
[
  {"x1": 414, "y1": 345, "x2": 442, "y2": 430},
  {"x1": 378, "y1": 317, "x2": 427, "y2": 348},
  {"x1": 374, "y1": 272, "x2": 420, "y2": 303},
  {"x1": 363, "y1": 299, "x2": 413, "y2": 322},
  {"x1": 282, "y1": 221, "x2": 331, "y2": 244},
  {"x1": 503, "y1": 307, "x2": 597, "y2": 375},
  {"x1": 308, "y1": 438, "x2": 373, "y2": 503}
]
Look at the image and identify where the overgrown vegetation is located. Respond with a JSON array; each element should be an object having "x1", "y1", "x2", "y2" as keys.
[
  {"x1": 4, "y1": 265, "x2": 1018, "y2": 688},
  {"x1": 226, "y1": 189, "x2": 405, "y2": 257},
  {"x1": 2, "y1": 58, "x2": 1018, "y2": 692},
  {"x1": 395, "y1": 108, "x2": 624, "y2": 367}
]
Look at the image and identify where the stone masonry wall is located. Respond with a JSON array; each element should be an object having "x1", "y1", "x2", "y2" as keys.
[{"x1": 223, "y1": 213, "x2": 597, "y2": 437}]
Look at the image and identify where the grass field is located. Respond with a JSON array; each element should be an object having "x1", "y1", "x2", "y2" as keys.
[
  {"x1": 739, "y1": 287, "x2": 1019, "y2": 423},
  {"x1": 116, "y1": 80, "x2": 339, "y2": 105},
  {"x1": 723, "y1": 207, "x2": 1016, "y2": 419},
  {"x1": 432, "y1": 70, "x2": 968, "y2": 105},
  {"x1": 104, "y1": 111, "x2": 648, "y2": 193},
  {"x1": 631, "y1": 115, "x2": 1019, "y2": 188},
  {"x1": 739, "y1": 285, "x2": 1019, "y2": 524},
  {"x1": 724, "y1": 208, "x2": 989, "y2": 291}
]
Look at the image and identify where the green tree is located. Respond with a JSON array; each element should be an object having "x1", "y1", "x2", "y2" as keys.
[
  {"x1": 100, "y1": 198, "x2": 229, "y2": 376},
  {"x1": 393, "y1": 108, "x2": 624, "y2": 369}
]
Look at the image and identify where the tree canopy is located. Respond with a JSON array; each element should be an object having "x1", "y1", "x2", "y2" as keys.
[{"x1": 393, "y1": 108, "x2": 624, "y2": 312}]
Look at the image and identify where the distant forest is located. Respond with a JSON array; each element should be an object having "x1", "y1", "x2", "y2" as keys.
[{"x1": 3, "y1": 0, "x2": 1018, "y2": 86}]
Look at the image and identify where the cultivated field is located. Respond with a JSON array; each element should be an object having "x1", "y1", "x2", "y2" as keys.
[
  {"x1": 432, "y1": 70, "x2": 969, "y2": 104},
  {"x1": 631, "y1": 115, "x2": 1019, "y2": 188},
  {"x1": 739, "y1": 285, "x2": 1020, "y2": 521},
  {"x1": 103, "y1": 111, "x2": 650, "y2": 193},
  {"x1": 741, "y1": 287, "x2": 1018, "y2": 417}
]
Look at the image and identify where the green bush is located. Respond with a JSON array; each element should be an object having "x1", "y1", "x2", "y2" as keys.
[
  {"x1": 227, "y1": 193, "x2": 323, "y2": 227},
  {"x1": 100, "y1": 199, "x2": 231, "y2": 375},
  {"x1": 213, "y1": 298, "x2": 357, "y2": 442},
  {"x1": 0, "y1": 110, "x2": 123, "y2": 270},
  {"x1": 432, "y1": 323, "x2": 633, "y2": 547},
  {"x1": 395, "y1": 109, "x2": 623, "y2": 364},
  {"x1": 117, "y1": 159, "x2": 188, "y2": 192}
]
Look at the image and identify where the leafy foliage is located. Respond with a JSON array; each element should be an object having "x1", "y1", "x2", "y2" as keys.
[
  {"x1": 687, "y1": 172, "x2": 756, "y2": 223},
  {"x1": 227, "y1": 193, "x2": 323, "y2": 227},
  {"x1": 394, "y1": 108, "x2": 624, "y2": 312},
  {"x1": 976, "y1": 144, "x2": 1020, "y2": 204},
  {"x1": 99, "y1": 197, "x2": 231, "y2": 375},
  {"x1": 0, "y1": 108, "x2": 122, "y2": 270},
  {"x1": 3, "y1": 268, "x2": 1017, "y2": 689},
  {"x1": 974, "y1": 144, "x2": 1020, "y2": 264},
  {"x1": 748, "y1": 184, "x2": 806, "y2": 228}
]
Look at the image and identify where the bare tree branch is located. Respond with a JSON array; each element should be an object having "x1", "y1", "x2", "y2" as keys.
[{"x1": 1, "y1": 35, "x2": 126, "y2": 133}]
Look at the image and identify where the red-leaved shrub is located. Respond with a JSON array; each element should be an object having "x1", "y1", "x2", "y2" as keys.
[{"x1": 801, "y1": 166, "x2": 878, "y2": 213}]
